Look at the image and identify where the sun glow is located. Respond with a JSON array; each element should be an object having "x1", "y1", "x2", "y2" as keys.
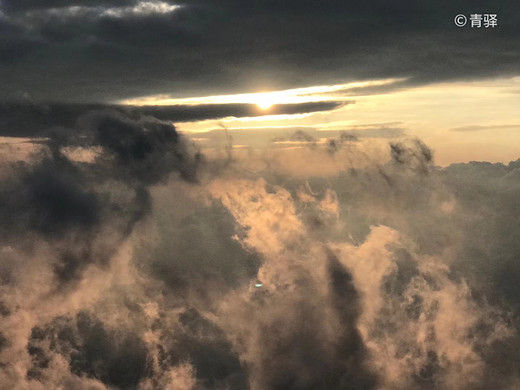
[
  {"x1": 117, "y1": 78, "x2": 405, "y2": 106},
  {"x1": 256, "y1": 98, "x2": 274, "y2": 110}
]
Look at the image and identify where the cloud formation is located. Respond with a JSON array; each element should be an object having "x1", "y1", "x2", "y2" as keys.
[
  {"x1": 0, "y1": 101, "x2": 345, "y2": 138},
  {"x1": 0, "y1": 113, "x2": 519, "y2": 390},
  {"x1": 0, "y1": 0, "x2": 519, "y2": 101}
]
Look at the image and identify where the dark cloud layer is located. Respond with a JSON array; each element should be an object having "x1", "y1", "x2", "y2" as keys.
[
  {"x1": 1, "y1": 1, "x2": 136, "y2": 12},
  {"x1": 0, "y1": 101, "x2": 345, "y2": 138},
  {"x1": 0, "y1": 0, "x2": 519, "y2": 102}
]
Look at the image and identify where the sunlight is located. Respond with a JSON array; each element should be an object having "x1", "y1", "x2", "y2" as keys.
[
  {"x1": 256, "y1": 97, "x2": 274, "y2": 110},
  {"x1": 117, "y1": 78, "x2": 405, "y2": 106}
]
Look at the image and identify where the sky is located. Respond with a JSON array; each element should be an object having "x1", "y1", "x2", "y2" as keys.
[
  {"x1": 0, "y1": 1, "x2": 520, "y2": 390},
  {"x1": 1, "y1": 0, "x2": 519, "y2": 164}
]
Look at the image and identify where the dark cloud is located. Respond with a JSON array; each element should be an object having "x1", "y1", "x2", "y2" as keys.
[
  {"x1": 27, "y1": 312, "x2": 150, "y2": 388},
  {"x1": 0, "y1": 0, "x2": 518, "y2": 102},
  {"x1": 443, "y1": 160, "x2": 520, "y2": 311},
  {"x1": 1, "y1": 1, "x2": 135, "y2": 13},
  {"x1": 165, "y1": 308, "x2": 249, "y2": 389},
  {"x1": 0, "y1": 109, "x2": 200, "y2": 284},
  {"x1": 27, "y1": 308, "x2": 249, "y2": 389},
  {"x1": 138, "y1": 101, "x2": 346, "y2": 122},
  {"x1": 138, "y1": 199, "x2": 261, "y2": 302},
  {"x1": 0, "y1": 154, "x2": 100, "y2": 240},
  {"x1": 390, "y1": 138, "x2": 433, "y2": 174},
  {"x1": 324, "y1": 253, "x2": 377, "y2": 390},
  {"x1": 0, "y1": 101, "x2": 345, "y2": 138}
]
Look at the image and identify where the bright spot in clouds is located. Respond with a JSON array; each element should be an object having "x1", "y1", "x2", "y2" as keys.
[
  {"x1": 118, "y1": 78, "x2": 405, "y2": 106},
  {"x1": 256, "y1": 97, "x2": 274, "y2": 110},
  {"x1": 104, "y1": 1, "x2": 180, "y2": 18},
  {"x1": 24, "y1": 1, "x2": 181, "y2": 20},
  {"x1": 173, "y1": 76, "x2": 520, "y2": 166}
]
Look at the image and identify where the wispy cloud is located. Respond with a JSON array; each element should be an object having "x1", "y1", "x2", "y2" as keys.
[
  {"x1": 23, "y1": 1, "x2": 181, "y2": 20},
  {"x1": 119, "y1": 78, "x2": 405, "y2": 106},
  {"x1": 450, "y1": 124, "x2": 520, "y2": 132}
]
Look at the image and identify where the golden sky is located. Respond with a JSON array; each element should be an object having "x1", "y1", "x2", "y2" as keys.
[{"x1": 119, "y1": 76, "x2": 520, "y2": 166}]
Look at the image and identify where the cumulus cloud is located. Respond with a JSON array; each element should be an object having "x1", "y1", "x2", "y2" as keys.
[
  {"x1": 203, "y1": 145, "x2": 520, "y2": 389},
  {"x1": 0, "y1": 109, "x2": 201, "y2": 387},
  {"x1": 0, "y1": 112, "x2": 519, "y2": 389}
]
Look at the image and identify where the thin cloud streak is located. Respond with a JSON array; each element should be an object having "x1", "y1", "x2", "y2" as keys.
[{"x1": 118, "y1": 78, "x2": 405, "y2": 106}]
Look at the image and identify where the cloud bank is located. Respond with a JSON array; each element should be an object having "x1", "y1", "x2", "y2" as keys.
[
  {"x1": 0, "y1": 110, "x2": 519, "y2": 389},
  {"x1": 1, "y1": 0, "x2": 519, "y2": 102}
]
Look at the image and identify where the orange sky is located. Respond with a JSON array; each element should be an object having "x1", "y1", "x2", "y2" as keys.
[{"x1": 121, "y1": 76, "x2": 520, "y2": 166}]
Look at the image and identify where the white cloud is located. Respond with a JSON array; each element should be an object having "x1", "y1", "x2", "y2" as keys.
[{"x1": 24, "y1": 1, "x2": 180, "y2": 21}]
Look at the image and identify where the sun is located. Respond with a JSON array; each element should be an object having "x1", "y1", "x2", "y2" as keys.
[
  {"x1": 255, "y1": 97, "x2": 274, "y2": 110},
  {"x1": 257, "y1": 102, "x2": 273, "y2": 110}
]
